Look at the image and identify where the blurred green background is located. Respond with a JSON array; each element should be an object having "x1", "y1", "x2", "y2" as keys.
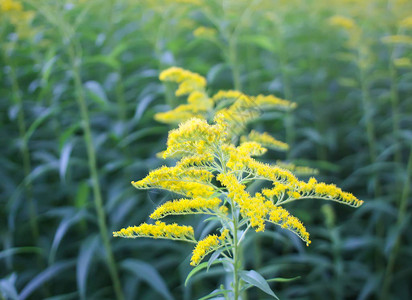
[{"x1": 1, "y1": 0, "x2": 411, "y2": 299}]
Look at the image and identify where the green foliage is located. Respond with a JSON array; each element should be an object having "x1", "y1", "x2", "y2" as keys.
[{"x1": 1, "y1": 0, "x2": 411, "y2": 299}]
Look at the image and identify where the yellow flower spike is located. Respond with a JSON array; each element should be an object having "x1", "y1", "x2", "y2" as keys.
[
  {"x1": 132, "y1": 165, "x2": 215, "y2": 198},
  {"x1": 265, "y1": 202, "x2": 311, "y2": 245},
  {"x1": 116, "y1": 68, "x2": 363, "y2": 287},
  {"x1": 237, "y1": 141, "x2": 267, "y2": 157},
  {"x1": 190, "y1": 230, "x2": 228, "y2": 266},
  {"x1": 193, "y1": 26, "x2": 217, "y2": 38},
  {"x1": 394, "y1": 57, "x2": 412, "y2": 68},
  {"x1": 154, "y1": 104, "x2": 204, "y2": 124},
  {"x1": 241, "y1": 130, "x2": 289, "y2": 152},
  {"x1": 275, "y1": 160, "x2": 319, "y2": 175},
  {"x1": 400, "y1": 16, "x2": 412, "y2": 28},
  {"x1": 251, "y1": 94, "x2": 297, "y2": 111},
  {"x1": 328, "y1": 15, "x2": 357, "y2": 30},
  {"x1": 150, "y1": 197, "x2": 221, "y2": 219},
  {"x1": 113, "y1": 221, "x2": 195, "y2": 242},
  {"x1": 212, "y1": 90, "x2": 248, "y2": 104},
  {"x1": 159, "y1": 67, "x2": 206, "y2": 88},
  {"x1": 381, "y1": 35, "x2": 412, "y2": 45},
  {"x1": 0, "y1": 0, "x2": 22, "y2": 12}
]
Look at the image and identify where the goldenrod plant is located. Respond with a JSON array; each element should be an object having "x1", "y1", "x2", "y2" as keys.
[{"x1": 114, "y1": 67, "x2": 363, "y2": 299}]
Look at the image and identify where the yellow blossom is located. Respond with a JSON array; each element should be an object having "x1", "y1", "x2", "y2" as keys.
[
  {"x1": 190, "y1": 230, "x2": 228, "y2": 266},
  {"x1": 381, "y1": 35, "x2": 412, "y2": 45},
  {"x1": 241, "y1": 130, "x2": 289, "y2": 151},
  {"x1": 0, "y1": 0, "x2": 22, "y2": 12},
  {"x1": 394, "y1": 57, "x2": 412, "y2": 68},
  {"x1": 193, "y1": 26, "x2": 217, "y2": 38},
  {"x1": 252, "y1": 94, "x2": 297, "y2": 111},
  {"x1": 150, "y1": 197, "x2": 221, "y2": 219},
  {"x1": 328, "y1": 15, "x2": 356, "y2": 30},
  {"x1": 400, "y1": 16, "x2": 412, "y2": 28},
  {"x1": 275, "y1": 160, "x2": 319, "y2": 175},
  {"x1": 113, "y1": 221, "x2": 195, "y2": 241}
]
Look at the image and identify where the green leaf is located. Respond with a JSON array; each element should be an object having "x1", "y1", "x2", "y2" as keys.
[
  {"x1": 84, "y1": 81, "x2": 109, "y2": 107},
  {"x1": 49, "y1": 211, "x2": 86, "y2": 264},
  {"x1": 77, "y1": 235, "x2": 99, "y2": 300},
  {"x1": 59, "y1": 141, "x2": 74, "y2": 181},
  {"x1": 120, "y1": 259, "x2": 173, "y2": 300},
  {"x1": 267, "y1": 276, "x2": 301, "y2": 283},
  {"x1": 24, "y1": 108, "x2": 55, "y2": 142},
  {"x1": 19, "y1": 260, "x2": 76, "y2": 300},
  {"x1": 198, "y1": 288, "x2": 230, "y2": 300},
  {"x1": 185, "y1": 260, "x2": 221, "y2": 286},
  {"x1": 0, "y1": 247, "x2": 42, "y2": 260},
  {"x1": 239, "y1": 270, "x2": 279, "y2": 299},
  {"x1": 75, "y1": 182, "x2": 89, "y2": 209},
  {"x1": 207, "y1": 249, "x2": 223, "y2": 271}
]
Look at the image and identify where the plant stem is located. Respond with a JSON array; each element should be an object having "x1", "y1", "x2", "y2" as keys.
[
  {"x1": 359, "y1": 62, "x2": 381, "y2": 198},
  {"x1": 8, "y1": 59, "x2": 39, "y2": 242},
  {"x1": 232, "y1": 210, "x2": 241, "y2": 300},
  {"x1": 380, "y1": 145, "x2": 412, "y2": 300},
  {"x1": 70, "y1": 53, "x2": 124, "y2": 300}
]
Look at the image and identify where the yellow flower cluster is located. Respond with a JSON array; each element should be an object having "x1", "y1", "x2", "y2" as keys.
[
  {"x1": 381, "y1": 35, "x2": 412, "y2": 45},
  {"x1": 252, "y1": 94, "x2": 297, "y2": 111},
  {"x1": 115, "y1": 66, "x2": 364, "y2": 263},
  {"x1": 400, "y1": 16, "x2": 412, "y2": 28},
  {"x1": 296, "y1": 178, "x2": 364, "y2": 207},
  {"x1": 159, "y1": 67, "x2": 207, "y2": 96},
  {"x1": 241, "y1": 130, "x2": 289, "y2": 151},
  {"x1": 265, "y1": 202, "x2": 311, "y2": 245},
  {"x1": 176, "y1": 153, "x2": 214, "y2": 167},
  {"x1": 275, "y1": 161, "x2": 319, "y2": 175},
  {"x1": 328, "y1": 15, "x2": 356, "y2": 30},
  {"x1": 113, "y1": 221, "x2": 195, "y2": 241},
  {"x1": 237, "y1": 142, "x2": 267, "y2": 157},
  {"x1": 212, "y1": 90, "x2": 249, "y2": 104},
  {"x1": 150, "y1": 197, "x2": 221, "y2": 219},
  {"x1": 190, "y1": 230, "x2": 229, "y2": 266},
  {"x1": 1, "y1": 0, "x2": 36, "y2": 39},
  {"x1": 0, "y1": 0, "x2": 22, "y2": 11},
  {"x1": 154, "y1": 105, "x2": 204, "y2": 124},
  {"x1": 132, "y1": 165, "x2": 215, "y2": 198},
  {"x1": 217, "y1": 173, "x2": 269, "y2": 231},
  {"x1": 163, "y1": 118, "x2": 227, "y2": 158},
  {"x1": 155, "y1": 67, "x2": 296, "y2": 135},
  {"x1": 193, "y1": 26, "x2": 217, "y2": 38},
  {"x1": 247, "y1": 159, "x2": 299, "y2": 185},
  {"x1": 394, "y1": 57, "x2": 412, "y2": 68},
  {"x1": 154, "y1": 91, "x2": 213, "y2": 124},
  {"x1": 217, "y1": 172, "x2": 310, "y2": 242}
]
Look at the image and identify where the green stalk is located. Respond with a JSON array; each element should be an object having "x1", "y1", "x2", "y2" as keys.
[
  {"x1": 69, "y1": 52, "x2": 124, "y2": 300},
  {"x1": 359, "y1": 61, "x2": 381, "y2": 198},
  {"x1": 380, "y1": 146, "x2": 412, "y2": 300},
  {"x1": 8, "y1": 59, "x2": 39, "y2": 242},
  {"x1": 232, "y1": 208, "x2": 241, "y2": 300},
  {"x1": 389, "y1": 61, "x2": 401, "y2": 165},
  {"x1": 358, "y1": 52, "x2": 384, "y2": 274}
]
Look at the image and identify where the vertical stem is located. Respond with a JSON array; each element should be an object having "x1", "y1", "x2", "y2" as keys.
[
  {"x1": 232, "y1": 211, "x2": 241, "y2": 300},
  {"x1": 380, "y1": 146, "x2": 412, "y2": 300},
  {"x1": 70, "y1": 53, "x2": 124, "y2": 300},
  {"x1": 8, "y1": 60, "x2": 39, "y2": 242},
  {"x1": 389, "y1": 61, "x2": 401, "y2": 164},
  {"x1": 359, "y1": 64, "x2": 381, "y2": 197}
]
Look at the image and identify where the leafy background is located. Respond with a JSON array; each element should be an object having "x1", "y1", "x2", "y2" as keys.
[{"x1": 1, "y1": 0, "x2": 411, "y2": 299}]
